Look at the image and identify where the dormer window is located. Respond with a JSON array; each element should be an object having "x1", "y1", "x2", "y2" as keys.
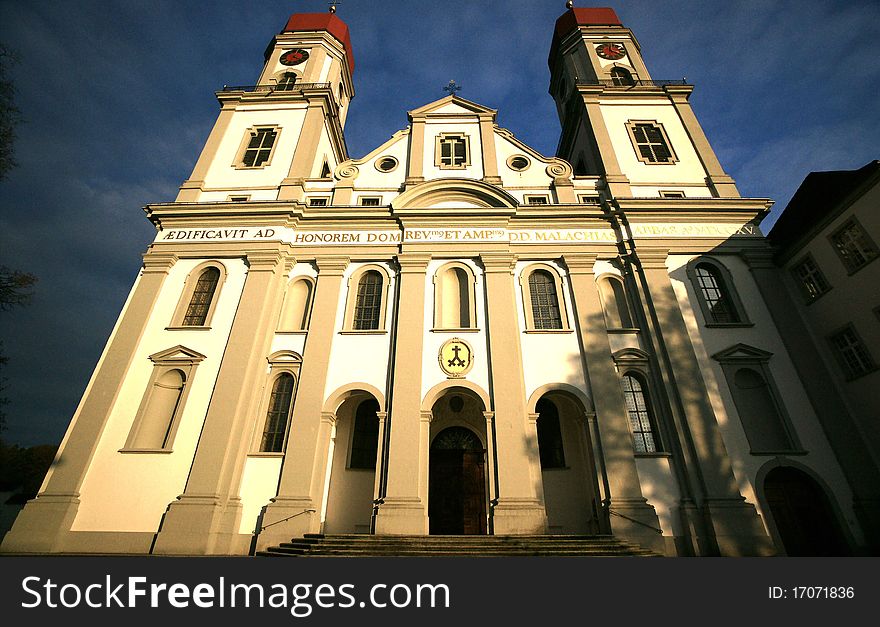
[{"x1": 436, "y1": 133, "x2": 470, "y2": 169}]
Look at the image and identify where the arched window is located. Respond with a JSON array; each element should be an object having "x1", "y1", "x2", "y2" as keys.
[
  {"x1": 344, "y1": 265, "x2": 391, "y2": 332},
  {"x1": 434, "y1": 263, "x2": 476, "y2": 329},
  {"x1": 124, "y1": 345, "x2": 204, "y2": 452},
  {"x1": 181, "y1": 267, "x2": 220, "y2": 326},
  {"x1": 278, "y1": 277, "x2": 314, "y2": 331},
  {"x1": 598, "y1": 275, "x2": 634, "y2": 329},
  {"x1": 260, "y1": 373, "x2": 296, "y2": 453},
  {"x1": 687, "y1": 258, "x2": 749, "y2": 325},
  {"x1": 276, "y1": 72, "x2": 298, "y2": 90},
  {"x1": 353, "y1": 270, "x2": 383, "y2": 330},
  {"x1": 621, "y1": 373, "x2": 660, "y2": 453},
  {"x1": 130, "y1": 369, "x2": 185, "y2": 449},
  {"x1": 732, "y1": 368, "x2": 793, "y2": 452},
  {"x1": 349, "y1": 398, "x2": 380, "y2": 469},
  {"x1": 527, "y1": 269, "x2": 563, "y2": 330},
  {"x1": 610, "y1": 67, "x2": 635, "y2": 86},
  {"x1": 536, "y1": 398, "x2": 565, "y2": 468}
]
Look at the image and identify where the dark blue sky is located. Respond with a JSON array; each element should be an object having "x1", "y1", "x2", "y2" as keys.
[{"x1": 1, "y1": 0, "x2": 878, "y2": 446}]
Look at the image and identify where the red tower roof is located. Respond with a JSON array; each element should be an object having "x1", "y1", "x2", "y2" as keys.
[
  {"x1": 282, "y1": 12, "x2": 354, "y2": 74},
  {"x1": 549, "y1": 7, "x2": 623, "y2": 68}
]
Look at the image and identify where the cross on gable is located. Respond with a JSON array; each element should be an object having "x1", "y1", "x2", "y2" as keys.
[{"x1": 443, "y1": 80, "x2": 462, "y2": 95}]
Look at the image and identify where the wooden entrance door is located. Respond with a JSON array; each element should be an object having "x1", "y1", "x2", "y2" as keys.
[
  {"x1": 429, "y1": 427, "x2": 487, "y2": 535},
  {"x1": 764, "y1": 467, "x2": 849, "y2": 556}
]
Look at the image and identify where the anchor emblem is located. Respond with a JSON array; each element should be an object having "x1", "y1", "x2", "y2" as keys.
[
  {"x1": 447, "y1": 344, "x2": 467, "y2": 368},
  {"x1": 439, "y1": 338, "x2": 474, "y2": 378}
]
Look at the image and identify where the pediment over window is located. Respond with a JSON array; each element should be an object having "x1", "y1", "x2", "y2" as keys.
[
  {"x1": 391, "y1": 177, "x2": 519, "y2": 211},
  {"x1": 148, "y1": 345, "x2": 207, "y2": 364},
  {"x1": 267, "y1": 350, "x2": 303, "y2": 365},
  {"x1": 612, "y1": 347, "x2": 650, "y2": 366},
  {"x1": 711, "y1": 343, "x2": 773, "y2": 363}
]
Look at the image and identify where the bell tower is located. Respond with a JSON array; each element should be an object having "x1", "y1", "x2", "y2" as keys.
[
  {"x1": 549, "y1": 5, "x2": 739, "y2": 198},
  {"x1": 176, "y1": 10, "x2": 355, "y2": 203}
]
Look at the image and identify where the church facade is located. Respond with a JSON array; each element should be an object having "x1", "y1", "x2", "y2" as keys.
[{"x1": 4, "y1": 6, "x2": 877, "y2": 556}]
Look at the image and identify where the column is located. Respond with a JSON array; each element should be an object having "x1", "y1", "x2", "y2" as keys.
[
  {"x1": 579, "y1": 88, "x2": 632, "y2": 197},
  {"x1": 483, "y1": 410, "x2": 499, "y2": 532},
  {"x1": 478, "y1": 113, "x2": 502, "y2": 185},
  {"x1": 635, "y1": 247, "x2": 773, "y2": 555},
  {"x1": 481, "y1": 252, "x2": 547, "y2": 534},
  {"x1": 375, "y1": 253, "x2": 431, "y2": 534},
  {"x1": 177, "y1": 108, "x2": 235, "y2": 202},
  {"x1": 278, "y1": 103, "x2": 327, "y2": 201},
  {"x1": 1, "y1": 252, "x2": 177, "y2": 553},
  {"x1": 666, "y1": 86, "x2": 739, "y2": 198},
  {"x1": 563, "y1": 253, "x2": 664, "y2": 552},
  {"x1": 405, "y1": 116, "x2": 426, "y2": 187},
  {"x1": 256, "y1": 256, "x2": 349, "y2": 550},
  {"x1": 153, "y1": 249, "x2": 287, "y2": 555}
]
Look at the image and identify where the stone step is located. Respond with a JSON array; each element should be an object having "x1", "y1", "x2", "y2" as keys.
[{"x1": 258, "y1": 534, "x2": 662, "y2": 557}]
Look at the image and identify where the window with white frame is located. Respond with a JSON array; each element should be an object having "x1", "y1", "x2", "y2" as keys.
[
  {"x1": 621, "y1": 373, "x2": 660, "y2": 453},
  {"x1": 239, "y1": 127, "x2": 278, "y2": 168},
  {"x1": 170, "y1": 262, "x2": 227, "y2": 329},
  {"x1": 829, "y1": 218, "x2": 878, "y2": 273},
  {"x1": 626, "y1": 121, "x2": 676, "y2": 164},
  {"x1": 436, "y1": 133, "x2": 470, "y2": 169},
  {"x1": 527, "y1": 269, "x2": 564, "y2": 330},
  {"x1": 259, "y1": 373, "x2": 296, "y2": 453},
  {"x1": 687, "y1": 258, "x2": 749, "y2": 325},
  {"x1": 829, "y1": 324, "x2": 876, "y2": 380},
  {"x1": 340, "y1": 265, "x2": 393, "y2": 332},
  {"x1": 791, "y1": 254, "x2": 831, "y2": 302},
  {"x1": 525, "y1": 195, "x2": 550, "y2": 205}
]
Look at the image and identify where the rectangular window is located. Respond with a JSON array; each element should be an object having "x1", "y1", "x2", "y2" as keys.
[
  {"x1": 308, "y1": 197, "x2": 329, "y2": 207},
  {"x1": 240, "y1": 127, "x2": 278, "y2": 168},
  {"x1": 829, "y1": 218, "x2": 878, "y2": 273},
  {"x1": 792, "y1": 254, "x2": 831, "y2": 302},
  {"x1": 578, "y1": 195, "x2": 600, "y2": 205},
  {"x1": 227, "y1": 195, "x2": 250, "y2": 202},
  {"x1": 525, "y1": 195, "x2": 550, "y2": 205},
  {"x1": 359, "y1": 197, "x2": 381, "y2": 206},
  {"x1": 659, "y1": 190, "x2": 685, "y2": 198},
  {"x1": 829, "y1": 325, "x2": 876, "y2": 379},
  {"x1": 436, "y1": 134, "x2": 469, "y2": 169},
  {"x1": 626, "y1": 121, "x2": 676, "y2": 164}
]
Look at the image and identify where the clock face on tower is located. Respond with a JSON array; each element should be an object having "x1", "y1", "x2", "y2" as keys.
[
  {"x1": 595, "y1": 43, "x2": 625, "y2": 60},
  {"x1": 280, "y1": 49, "x2": 310, "y2": 66}
]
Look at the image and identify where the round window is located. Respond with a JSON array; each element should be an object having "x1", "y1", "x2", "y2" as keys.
[
  {"x1": 376, "y1": 156, "x2": 398, "y2": 172},
  {"x1": 508, "y1": 155, "x2": 530, "y2": 171}
]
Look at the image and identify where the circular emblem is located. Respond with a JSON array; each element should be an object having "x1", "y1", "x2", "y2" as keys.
[
  {"x1": 438, "y1": 338, "x2": 474, "y2": 378},
  {"x1": 595, "y1": 43, "x2": 625, "y2": 60},
  {"x1": 280, "y1": 49, "x2": 310, "y2": 66}
]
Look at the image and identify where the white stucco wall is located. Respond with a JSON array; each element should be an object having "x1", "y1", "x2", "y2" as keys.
[{"x1": 73, "y1": 257, "x2": 248, "y2": 532}]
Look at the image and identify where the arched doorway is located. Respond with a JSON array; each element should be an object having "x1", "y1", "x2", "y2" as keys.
[
  {"x1": 763, "y1": 466, "x2": 849, "y2": 556},
  {"x1": 323, "y1": 395, "x2": 381, "y2": 534},
  {"x1": 534, "y1": 391, "x2": 602, "y2": 534},
  {"x1": 429, "y1": 426, "x2": 487, "y2": 535}
]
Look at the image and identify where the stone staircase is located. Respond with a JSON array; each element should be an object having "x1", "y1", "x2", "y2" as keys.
[{"x1": 258, "y1": 533, "x2": 662, "y2": 557}]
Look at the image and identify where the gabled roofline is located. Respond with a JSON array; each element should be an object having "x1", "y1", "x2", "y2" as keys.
[{"x1": 408, "y1": 94, "x2": 497, "y2": 120}]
